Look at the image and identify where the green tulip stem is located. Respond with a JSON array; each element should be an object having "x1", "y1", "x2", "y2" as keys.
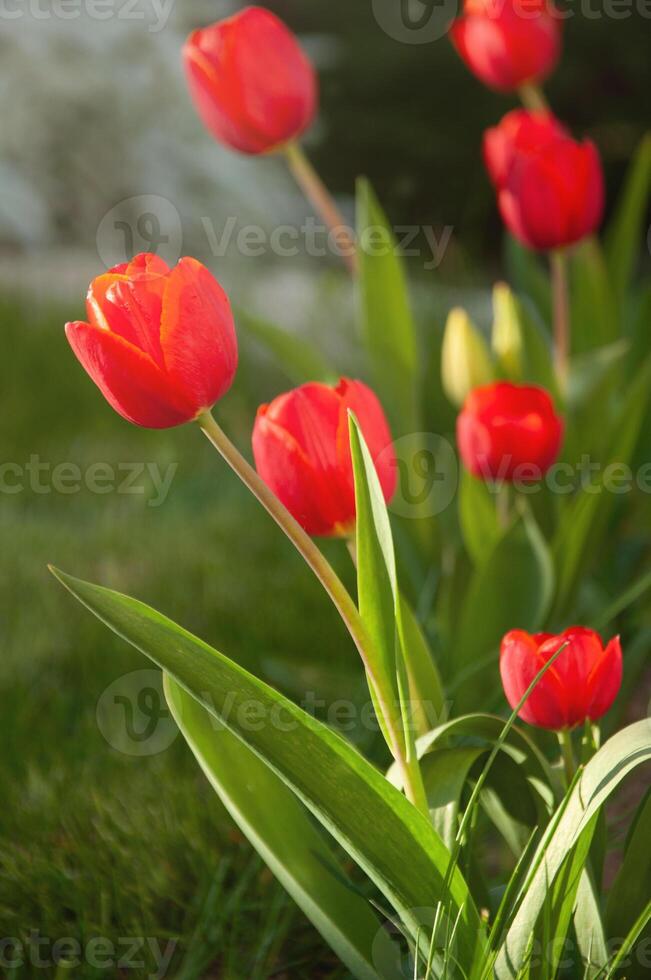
[
  {"x1": 551, "y1": 248, "x2": 570, "y2": 391},
  {"x1": 518, "y1": 82, "x2": 550, "y2": 113},
  {"x1": 197, "y1": 410, "x2": 429, "y2": 818},
  {"x1": 558, "y1": 728, "x2": 577, "y2": 788},
  {"x1": 283, "y1": 142, "x2": 358, "y2": 275}
]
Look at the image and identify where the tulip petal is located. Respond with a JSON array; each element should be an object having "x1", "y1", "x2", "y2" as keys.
[
  {"x1": 252, "y1": 410, "x2": 351, "y2": 536},
  {"x1": 335, "y1": 379, "x2": 397, "y2": 505},
  {"x1": 586, "y1": 636, "x2": 623, "y2": 721},
  {"x1": 65, "y1": 320, "x2": 195, "y2": 428},
  {"x1": 500, "y1": 629, "x2": 568, "y2": 729},
  {"x1": 87, "y1": 254, "x2": 169, "y2": 366},
  {"x1": 159, "y1": 257, "x2": 238, "y2": 411}
]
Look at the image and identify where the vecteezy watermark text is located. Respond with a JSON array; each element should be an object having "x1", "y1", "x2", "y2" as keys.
[
  {"x1": 0, "y1": 456, "x2": 177, "y2": 507},
  {"x1": 0, "y1": 932, "x2": 176, "y2": 978},
  {"x1": 95, "y1": 194, "x2": 455, "y2": 271},
  {"x1": 0, "y1": 0, "x2": 175, "y2": 31}
]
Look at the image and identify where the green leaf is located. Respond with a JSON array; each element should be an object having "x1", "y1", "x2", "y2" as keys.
[
  {"x1": 459, "y1": 470, "x2": 501, "y2": 567},
  {"x1": 605, "y1": 134, "x2": 651, "y2": 306},
  {"x1": 399, "y1": 594, "x2": 446, "y2": 737},
  {"x1": 551, "y1": 354, "x2": 651, "y2": 619},
  {"x1": 388, "y1": 715, "x2": 554, "y2": 854},
  {"x1": 237, "y1": 308, "x2": 335, "y2": 385},
  {"x1": 569, "y1": 238, "x2": 619, "y2": 354},
  {"x1": 453, "y1": 513, "x2": 555, "y2": 712},
  {"x1": 504, "y1": 236, "x2": 552, "y2": 326},
  {"x1": 50, "y1": 567, "x2": 486, "y2": 974},
  {"x1": 606, "y1": 788, "x2": 651, "y2": 977},
  {"x1": 356, "y1": 178, "x2": 420, "y2": 433},
  {"x1": 494, "y1": 720, "x2": 651, "y2": 978},
  {"x1": 164, "y1": 677, "x2": 391, "y2": 980},
  {"x1": 530, "y1": 817, "x2": 599, "y2": 980},
  {"x1": 350, "y1": 414, "x2": 444, "y2": 758}
]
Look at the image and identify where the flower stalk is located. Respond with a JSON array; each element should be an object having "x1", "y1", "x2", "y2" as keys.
[
  {"x1": 551, "y1": 248, "x2": 570, "y2": 390},
  {"x1": 284, "y1": 142, "x2": 358, "y2": 275},
  {"x1": 197, "y1": 410, "x2": 429, "y2": 817}
]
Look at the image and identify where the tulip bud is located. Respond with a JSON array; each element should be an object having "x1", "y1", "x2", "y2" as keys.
[
  {"x1": 457, "y1": 381, "x2": 563, "y2": 482},
  {"x1": 500, "y1": 628, "x2": 623, "y2": 730},
  {"x1": 183, "y1": 6, "x2": 317, "y2": 155},
  {"x1": 499, "y1": 135, "x2": 605, "y2": 251},
  {"x1": 492, "y1": 283, "x2": 523, "y2": 378},
  {"x1": 441, "y1": 308, "x2": 493, "y2": 407},
  {"x1": 483, "y1": 110, "x2": 568, "y2": 189},
  {"x1": 252, "y1": 379, "x2": 396, "y2": 537},
  {"x1": 65, "y1": 254, "x2": 237, "y2": 428},
  {"x1": 450, "y1": 0, "x2": 562, "y2": 92}
]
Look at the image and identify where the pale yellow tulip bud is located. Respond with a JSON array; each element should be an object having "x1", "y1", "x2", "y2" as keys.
[
  {"x1": 492, "y1": 282, "x2": 523, "y2": 378},
  {"x1": 441, "y1": 307, "x2": 493, "y2": 407}
]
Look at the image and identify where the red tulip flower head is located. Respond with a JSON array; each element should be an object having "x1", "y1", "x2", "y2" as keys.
[
  {"x1": 483, "y1": 109, "x2": 568, "y2": 189},
  {"x1": 457, "y1": 382, "x2": 563, "y2": 482},
  {"x1": 500, "y1": 627, "x2": 623, "y2": 730},
  {"x1": 498, "y1": 132, "x2": 605, "y2": 250},
  {"x1": 66, "y1": 254, "x2": 238, "y2": 428},
  {"x1": 183, "y1": 6, "x2": 317, "y2": 155},
  {"x1": 252, "y1": 379, "x2": 397, "y2": 536},
  {"x1": 450, "y1": 0, "x2": 562, "y2": 92}
]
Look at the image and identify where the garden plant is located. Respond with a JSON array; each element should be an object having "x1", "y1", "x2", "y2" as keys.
[{"x1": 53, "y1": 4, "x2": 651, "y2": 977}]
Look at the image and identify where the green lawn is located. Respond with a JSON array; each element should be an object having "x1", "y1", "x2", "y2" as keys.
[{"x1": 0, "y1": 296, "x2": 368, "y2": 978}]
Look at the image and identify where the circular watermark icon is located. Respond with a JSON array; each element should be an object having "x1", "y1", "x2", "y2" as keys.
[
  {"x1": 379, "y1": 433, "x2": 459, "y2": 519},
  {"x1": 371, "y1": 0, "x2": 458, "y2": 43},
  {"x1": 96, "y1": 194, "x2": 183, "y2": 269},
  {"x1": 96, "y1": 669, "x2": 178, "y2": 756}
]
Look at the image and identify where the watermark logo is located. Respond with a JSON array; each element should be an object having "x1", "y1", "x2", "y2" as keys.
[
  {"x1": 371, "y1": 0, "x2": 458, "y2": 43},
  {"x1": 96, "y1": 195, "x2": 183, "y2": 269},
  {"x1": 96, "y1": 669, "x2": 178, "y2": 756},
  {"x1": 381, "y1": 433, "x2": 459, "y2": 519}
]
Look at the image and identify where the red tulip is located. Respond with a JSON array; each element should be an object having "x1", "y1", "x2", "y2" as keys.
[
  {"x1": 450, "y1": 0, "x2": 562, "y2": 92},
  {"x1": 483, "y1": 109, "x2": 568, "y2": 189},
  {"x1": 498, "y1": 134, "x2": 604, "y2": 250},
  {"x1": 183, "y1": 6, "x2": 317, "y2": 155},
  {"x1": 252, "y1": 379, "x2": 396, "y2": 536},
  {"x1": 457, "y1": 382, "x2": 563, "y2": 482},
  {"x1": 66, "y1": 254, "x2": 237, "y2": 429},
  {"x1": 500, "y1": 627, "x2": 623, "y2": 730}
]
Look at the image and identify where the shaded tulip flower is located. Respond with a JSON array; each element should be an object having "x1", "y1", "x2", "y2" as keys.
[
  {"x1": 66, "y1": 254, "x2": 237, "y2": 428},
  {"x1": 457, "y1": 382, "x2": 563, "y2": 482},
  {"x1": 483, "y1": 109, "x2": 568, "y2": 189},
  {"x1": 183, "y1": 6, "x2": 317, "y2": 155},
  {"x1": 498, "y1": 134, "x2": 605, "y2": 250},
  {"x1": 252, "y1": 379, "x2": 396, "y2": 536},
  {"x1": 500, "y1": 627, "x2": 623, "y2": 730},
  {"x1": 450, "y1": 0, "x2": 562, "y2": 92}
]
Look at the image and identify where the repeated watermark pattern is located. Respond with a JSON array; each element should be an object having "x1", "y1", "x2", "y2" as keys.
[
  {"x1": 0, "y1": 932, "x2": 176, "y2": 977},
  {"x1": 95, "y1": 194, "x2": 454, "y2": 271},
  {"x1": 0, "y1": 0, "x2": 176, "y2": 31},
  {"x1": 0, "y1": 457, "x2": 177, "y2": 507},
  {"x1": 370, "y1": 0, "x2": 651, "y2": 45},
  {"x1": 96, "y1": 669, "x2": 452, "y2": 756}
]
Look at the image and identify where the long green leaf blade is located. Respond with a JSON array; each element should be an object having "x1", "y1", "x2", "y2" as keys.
[
  {"x1": 164, "y1": 676, "x2": 392, "y2": 980},
  {"x1": 51, "y1": 566, "x2": 486, "y2": 975}
]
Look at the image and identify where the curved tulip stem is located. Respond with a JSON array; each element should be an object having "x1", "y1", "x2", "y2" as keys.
[
  {"x1": 558, "y1": 729, "x2": 577, "y2": 788},
  {"x1": 551, "y1": 249, "x2": 570, "y2": 391},
  {"x1": 518, "y1": 83, "x2": 550, "y2": 113},
  {"x1": 196, "y1": 410, "x2": 429, "y2": 817},
  {"x1": 283, "y1": 142, "x2": 358, "y2": 276}
]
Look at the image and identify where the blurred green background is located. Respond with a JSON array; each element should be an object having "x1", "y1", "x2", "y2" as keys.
[{"x1": 1, "y1": 0, "x2": 650, "y2": 976}]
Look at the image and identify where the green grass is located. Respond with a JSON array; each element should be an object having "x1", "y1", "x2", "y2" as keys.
[{"x1": 0, "y1": 296, "x2": 364, "y2": 978}]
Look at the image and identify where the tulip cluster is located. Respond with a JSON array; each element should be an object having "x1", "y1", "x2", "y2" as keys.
[
  {"x1": 63, "y1": 5, "x2": 624, "y2": 763},
  {"x1": 451, "y1": 0, "x2": 604, "y2": 253}
]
